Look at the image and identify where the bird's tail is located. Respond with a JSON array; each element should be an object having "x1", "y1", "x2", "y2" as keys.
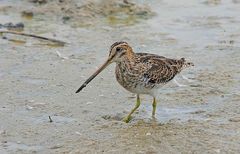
[{"x1": 180, "y1": 58, "x2": 194, "y2": 68}]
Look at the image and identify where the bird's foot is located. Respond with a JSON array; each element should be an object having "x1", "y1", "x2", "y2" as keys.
[
  {"x1": 151, "y1": 116, "x2": 157, "y2": 122},
  {"x1": 122, "y1": 116, "x2": 132, "y2": 123},
  {"x1": 152, "y1": 111, "x2": 157, "y2": 119},
  {"x1": 152, "y1": 113, "x2": 156, "y2": 118}
]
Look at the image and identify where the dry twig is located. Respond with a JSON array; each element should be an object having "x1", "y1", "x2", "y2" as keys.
[
  {"x1": 49, "y1": 116, "x2": 53, "y2": 123},
  {"x1": 0, "y1": 30, "x2": 67, "y2": 46}
]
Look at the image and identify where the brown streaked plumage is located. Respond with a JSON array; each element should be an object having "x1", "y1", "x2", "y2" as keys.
[{"x1": 76, "y1": 42, "x2": 194, "y2": 123}]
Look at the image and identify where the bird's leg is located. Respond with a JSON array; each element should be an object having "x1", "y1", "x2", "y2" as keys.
[
  {"x1": 173, "y1": 78, "x2": 187, "y2": 87},
  {"x1": 152, "y1": 97, "x2": 157, "y2": 117},
  {"x1": 123, "y1": 94, "x2": 140, "y2": 123}
]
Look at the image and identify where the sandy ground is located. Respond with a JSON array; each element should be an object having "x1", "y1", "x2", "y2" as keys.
[{"x1": 0, "y1": 0, "x2": 240, "y2": 153}]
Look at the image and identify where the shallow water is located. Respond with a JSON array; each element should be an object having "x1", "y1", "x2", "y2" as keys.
[{"x1": 0, "y1": 0, "x2": 240, "y2": 153}]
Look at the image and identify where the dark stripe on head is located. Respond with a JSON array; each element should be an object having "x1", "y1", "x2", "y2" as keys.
[{"x1": 110, "y1": 41, "x2": 128, "y2": 50}]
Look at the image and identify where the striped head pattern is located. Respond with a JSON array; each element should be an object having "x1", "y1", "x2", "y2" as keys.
[{"x1": 108, "y1": 41, "x2": 134, "y2": 63}]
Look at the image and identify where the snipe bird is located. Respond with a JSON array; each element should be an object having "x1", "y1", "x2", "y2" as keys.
[{"x1": 76, "y1": 42, "x2": 194, "y2": 123}]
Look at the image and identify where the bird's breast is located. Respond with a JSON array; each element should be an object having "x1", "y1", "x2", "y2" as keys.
[{"x1": 115, "y1": 63, "x2": 155, "y2": 95}]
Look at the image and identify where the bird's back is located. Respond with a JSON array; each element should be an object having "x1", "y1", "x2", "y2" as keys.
[
  {"x1": 136, "y1": 53, "x2": 193, "y2": 83},
  {"x1": 115, "y1": 52, "x2": 193, "y2": 95}
]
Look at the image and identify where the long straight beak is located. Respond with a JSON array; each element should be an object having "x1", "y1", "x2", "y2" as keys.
[{"x1": 75, "y1": 59, "x2": 111, "y2": 93}]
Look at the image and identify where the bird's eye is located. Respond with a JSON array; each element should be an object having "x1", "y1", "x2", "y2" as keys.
[{"x1": 116, "y1": 47, "x2": 121, "y2": 52}]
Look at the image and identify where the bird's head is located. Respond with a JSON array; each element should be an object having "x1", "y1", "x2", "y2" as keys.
[
  {"x1": 108, "y1": 41, "x2": 133, "y2": 63},
  {"x1": 75, "y1": 41, "x2": 133, "y2": 93}
]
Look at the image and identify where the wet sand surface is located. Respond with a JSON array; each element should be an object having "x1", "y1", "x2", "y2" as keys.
[{"x1": 0, "y1": 0, "x2": 240, "y2": 153}]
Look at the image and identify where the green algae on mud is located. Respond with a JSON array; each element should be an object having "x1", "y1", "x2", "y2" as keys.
[{"x1": 59, "y1": 0, "x2": 155, "y2": 27}]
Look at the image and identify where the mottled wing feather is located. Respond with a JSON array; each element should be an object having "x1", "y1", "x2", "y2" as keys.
[{"x1": 136, "y1": 53, "x2": 185, "y2": 84}]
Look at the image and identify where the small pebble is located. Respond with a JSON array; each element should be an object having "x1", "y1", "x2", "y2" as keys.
[
  {"x1": 2, "y1": 22, "x2": 24, "y2": 31},
  {"x1": 0, "y1": 130, "x2": 6, "y2": 135},
  {"x1": 86, "y1": 102, "x2": 94, "y2": 105},
  {"x1": 229, "y1": 117, "x2": 240, "y2": 122},
  {"x1": 30, "y1": 0, "x2": 47, "y2": 4},
  {"x1": 75, "y1": 131, "x2": 81, "y2": 135},
  {"x1": 62, "y1": 16, "x2": 71, "y2": 23},
  {"x1": 26, "y1": 105, "x2": 34, "y2": 110},
  {"x1": 213, "y1": 149, "x2": 221, "y2": 153},
  {"x1": 3, "y1": 22, "x2": 14, "y2": 27},
  {"x1": 15, "y1": 22, "x2": 24, "y2": 28},
  {"x1": 50, "y1": 144, "x2": 63, "y2": 149},
  {"x1": 21, "y1": 11, "x2": 34, "y2": 19},
  {"x1": 102, "y1": 115, "x2": 111, "y2": 120}
]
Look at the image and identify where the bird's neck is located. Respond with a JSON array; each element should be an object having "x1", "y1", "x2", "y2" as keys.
[
  {"x1": 117, "y1": 51, "x2": 136, "y2": 72},
  {"x1": 124, "y1": 47, "x2": 136, "y2": 61}
]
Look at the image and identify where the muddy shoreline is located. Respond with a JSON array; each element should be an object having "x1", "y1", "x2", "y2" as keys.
[{"x1": 0, "y1": 0, "x2": 240, "y2": 153}]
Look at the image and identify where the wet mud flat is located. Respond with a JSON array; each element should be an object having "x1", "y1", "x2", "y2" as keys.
[{"x1": 0, "y1": 0, "x2": 240, "y2": 153}]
